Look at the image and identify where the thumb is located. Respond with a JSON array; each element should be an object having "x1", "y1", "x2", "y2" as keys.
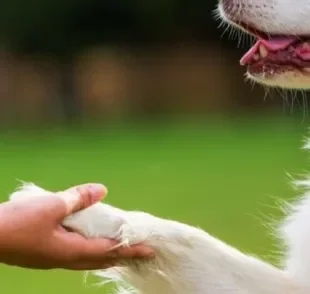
[{"x1": 55, "y1": 183, "x2": 108, "y2": 218}]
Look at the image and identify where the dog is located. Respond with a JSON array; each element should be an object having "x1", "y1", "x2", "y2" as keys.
[
  {"x1": 216, "y1": 0, "x2": 310, "y2": 89},
  {"x1": 10, "y1": 1, "x2": 310, "y2": 294}
]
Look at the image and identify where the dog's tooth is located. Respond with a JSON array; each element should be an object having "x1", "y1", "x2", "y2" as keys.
[
  {"x1": 259, "y1": 45, "x2": 268, "y2": 58},
  {"x1": 253, "y1": 54, "x2": 260, "y2": 61},
  {"x1": 289, "y1": 46, "x2": 295, "y2": 51},
  {"x1": 302, "y1": 42, "x2": 310, "y2": 49}
]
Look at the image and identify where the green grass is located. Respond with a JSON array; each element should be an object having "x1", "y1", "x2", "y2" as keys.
[{"x1": 0, "y1": 115, "x2": 308, "y2": 293}]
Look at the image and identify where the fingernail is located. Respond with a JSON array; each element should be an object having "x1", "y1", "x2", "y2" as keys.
[{"x1": 88, "y1": 184, "x2": 108, "y2": 203}]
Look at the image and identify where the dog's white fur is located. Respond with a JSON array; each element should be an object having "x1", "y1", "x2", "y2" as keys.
[
  {"x1": 217, "y1": 0, "x2": 310, "y2": 89},
  {"x1": 218, "y1": 0, "x2": 310, "y2": 36},
  {"x1": 7, "y1": 151, "x2": 310, "y2": 294}
]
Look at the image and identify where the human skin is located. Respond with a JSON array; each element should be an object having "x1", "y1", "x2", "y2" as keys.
[{"x1": 0, "y1": 183, "x2": 154, "y2": 270}]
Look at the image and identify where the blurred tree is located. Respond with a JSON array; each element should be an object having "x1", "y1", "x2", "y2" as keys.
[{"x1": 0, "y1": 0, "x2": 226, "y2": 122}]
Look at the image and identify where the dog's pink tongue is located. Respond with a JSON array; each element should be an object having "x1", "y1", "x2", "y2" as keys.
[{"x1": 240, "y1": 38, "x2": 297, "y2": 65}]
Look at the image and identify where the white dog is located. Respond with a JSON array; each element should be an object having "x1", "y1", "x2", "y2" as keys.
[{"x1": 9, "y1": 1, "x2": 310, "y2": 294}]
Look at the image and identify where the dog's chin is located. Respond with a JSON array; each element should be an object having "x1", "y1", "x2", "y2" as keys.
[{"x1": 246, "y1": 66, "x2": 310, "y2": 89}]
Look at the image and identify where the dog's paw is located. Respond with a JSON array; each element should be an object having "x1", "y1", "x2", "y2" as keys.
[
  {"x1": 64, "y1": 205, "x2": 170, "y2": 248},
  {"x1": 63, "y1": 203, "x2": 126, "y2": 240}
]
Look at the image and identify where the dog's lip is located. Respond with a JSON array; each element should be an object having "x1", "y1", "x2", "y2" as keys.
[
  {"x1": 240, "y1": 38, "x2": 298, "y2": 66},
  {"x1": 237, "y1": 23, "x2": 310, "y2": 66},
  {"x1": 240, "y1": 38, "x2": 310, "y2": 68}
]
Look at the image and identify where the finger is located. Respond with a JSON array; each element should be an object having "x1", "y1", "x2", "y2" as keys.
[
  {"x1": 67, "y1": 236, "x2": 154, "y2": 262},
  {"x1": 66, "y1": 254, "x2": 154, "y2": 270},
  {"x1": 55, "y1": 183, "x2": 108, "y2": 218},
  {"x1": 107, "y1": 244, "x2": 155, "y2": 259},
  {"x1": 65, "y1": 260, "x2": 118, "y2": 271}
]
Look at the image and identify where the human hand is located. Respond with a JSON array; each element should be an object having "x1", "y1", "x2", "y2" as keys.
[{"x1": 0, "y1": 183, "x2": 154, "y2": 270}]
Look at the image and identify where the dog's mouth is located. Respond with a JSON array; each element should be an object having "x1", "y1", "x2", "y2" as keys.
[{"x1": 239, "y1": 25, "x2": 310, "y2": 74}]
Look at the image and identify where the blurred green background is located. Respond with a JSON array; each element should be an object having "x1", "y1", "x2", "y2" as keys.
[{"x1": 0, "y1": 0, "x2": 310, "y2": 293}]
